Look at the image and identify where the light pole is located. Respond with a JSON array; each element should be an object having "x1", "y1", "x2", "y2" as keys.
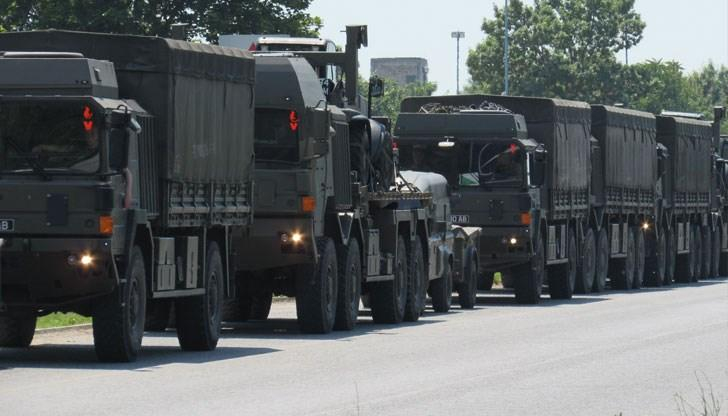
[
  {"x1": 452, "y1": 31, "x2": 465, "y2": 94},
  {"x1": 504, "y1": 0, "x2": 510, "y2": 95}
]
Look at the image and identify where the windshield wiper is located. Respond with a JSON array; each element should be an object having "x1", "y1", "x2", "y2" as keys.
[{"x1": 3, "y1": 137, "x2": 50, "y2": 180}]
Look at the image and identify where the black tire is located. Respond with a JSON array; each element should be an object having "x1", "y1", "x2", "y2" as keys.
[
  {"x1": 0, "y1": 314, "x2": 37, "y2": 348},
  {"x1": 430, "y1": 260, "x2": 453, "y2": 313},
  {"x1": 692, "y1": 225, "x2": 702, "y2": 283},
  {"x1": 644, "y1": 229, "x2": 666, "y2": 287},
  {"x1": 549, "y1": 229, "x2": 576, "y2": 299},
  {"x1": 371, "y1": 235, "x2": 409, "y2": 322},
  {"x1": 246, "y1": 292, "x2": 273, "y2": 321},
  {"x1": 675, "y1": 225, "x2": 695, "y2": 283},
  {"x1": 610, "y1": 227, "x2": 635, "y2": 290},
  {"x1": 633, "y1": 227, "x2": 645, "y2": 290},
  {"x1": 575, "y1": 228, "x2": 596, "y2": 294},
  {"x1": 514, "y1": 236, "x2": 545, "y2": 304},
  {"x1": 93, "y1": 245, "x2": 146, "y2": 362},
  {"x1": 404, "y1": 238, "x2": 427, "y2": 321},
  {"x1": 711, "y1": 227, "x2": 720, "y2": 279},
  {"x1": 501, "y1": 272, "x2": 515, "y2": 289},
  {"x1": 664, "y1": 227, "x2": 676, "y2": 286},
  {"x1": 478, "y1": 272, "x2": 494, "y2": 291},
  {"x1": 175, "y1": 241, "x2": 224, "y2": 351},
  {"x1": 295, "y1": 237, "x2": 338, "y2": 333},
  {"x1": 593, "y1": 227, "x2": 609, "y2": 293},
  {"x1": 701, "y1": 226, "x2": 712, "y2": 279},
  {"x1": 458, "y1": 251, "x2": 478, "y2": 309},
  {"x1": 145, "y1": 299, "x2": 171, "y2": 332},
  {"x1": 334, "y1": 239, "x2": 362, "y2": 330}
]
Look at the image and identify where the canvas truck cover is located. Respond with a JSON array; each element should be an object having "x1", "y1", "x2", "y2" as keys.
[
  {"x1": 591, "y1": 105, "x2": 657, "y2": 210},
  {"x1": 484, "y1": 95, "x2": 591, "y2": 192},
  {"x1": 0, "y1": 30, "x2": 255, "y2": 184},
  {"x1": 656, "y1": 115, "x2": 713, "y2": 209}
]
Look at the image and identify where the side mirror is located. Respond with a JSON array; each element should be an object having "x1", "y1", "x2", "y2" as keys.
[
  {"x1": 369, "y1": 76, "x2": 384, "y2": 98},
  {"x1": 321, "y1": 78, "x2": 336, "y2": 99},
  {"x1": 530, "y1": 146, "x2": 547, "y2": 187},
  {"x1": 108, "y1": 110, "x2": 130, "y2": 170},
  {"x1": 302, "y1": 107, "x2": 330, "y2": 159}
]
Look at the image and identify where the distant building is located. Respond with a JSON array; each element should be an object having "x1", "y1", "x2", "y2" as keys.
[{"x1": 371, "y1": 57, "x2": 429, "y2": 85}]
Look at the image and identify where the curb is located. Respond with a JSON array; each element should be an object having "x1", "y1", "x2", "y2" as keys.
[{"x1": 36, "y1": 323, "x2": 92, "y2": 334}]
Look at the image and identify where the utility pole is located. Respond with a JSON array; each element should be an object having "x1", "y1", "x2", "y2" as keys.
[
  {"x1": 504, "y1": 0, "x2": 510, "y2": 95},
  {"x1": 452, "y1": 31, "x2": 465, "y2": 94}
]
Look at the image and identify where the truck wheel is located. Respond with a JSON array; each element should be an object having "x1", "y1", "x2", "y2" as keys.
[
  {"x1": 675, "y1": 226, "x2": 695, "y2": 283},
  {"x1": 429, "y1": 260, "x2": 453, "y2": 313},
  {"x1": 478, "y1": 272, "x2": 494, "y2": 291},
  {"x1": 458, "y1": 251, "x2": 478, "y2": 309},
  {"x1": 711, "y1": 227, "x2": 720, "y2": 278},
  {"x1": 239, "y1": 291, "x2": 273, "y2": 321},
  {"x1": 692, "y1": 225, "x2": 703, "y2": 282},
  {"x1": 501, "y1": 272, "x2": 515, "y2": 289},
  {"x1": 295, "y1": 237, "x2": 338, "y2": 333},
  {"x1": 664, "y1": 228, "x2": 676, "y2": 285},
  {"x1": 371, "y1": 235, "x2": 408, "y2": 322},
  {"x1": 145, "y1": 299, "x2": 171, "y2": 332},
  {"x1": 593, "y1": 228, "x2": 608, "y2": 292},
  {"x1": 175, "y1": 241, "x2": 223, "y2": 351},
  {"x1": 514, "y1": 236, "x2": 544, "y2": 304},
  {"x1": 404, "y1": 238, "x2": 427, "y2": 321},
  {"x1": 632, "y1": 227, "x2": 645, "y2": 290},
  {"x1": 334, "y1": 239, "x2": 362, "y2": 330},
  {"x1": 0, "y1": 314, "x2": 37, "y2": 348},
  {"x1": 93, "y1": 245, "x2": 147, "y2": 362},
  {"x1": 549, "y1": 229, "x2": 576, "y2": 299},
  {"x1": 610, "y1": 227, "x2": 635, "y2": 290},
  {"x1": 701, "y1": 226, "x2": 712, "y2": 279},
  {"x1": 644, "y1": 230, "x2": 666, "y2": 287},
  {"x1": 575, "y1": 228, "x2": 596, "y2": 294}
]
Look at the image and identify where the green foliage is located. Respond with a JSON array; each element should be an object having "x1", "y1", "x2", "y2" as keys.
[
  {"x1": 36, "y1": 312, "x2": 91, "y2": 329},
  {"x1": 467, "y1": 0, "x2": 644, "y2": 103},
  {"x1": 0, "y1": 0, "x2": 321, "y2": 42},
  {"x1": 362, "y1": 77, "x2": 437, "y2": 124}
]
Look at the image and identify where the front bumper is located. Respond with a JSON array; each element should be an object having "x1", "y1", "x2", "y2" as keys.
[
  {"x1": 478, "y1": 226, "x2": 532, "y2": 271},
  {"x1": 1, "y1": 237, "x2": 115, "y2": 307},
  {"x1": 234, "y1": 217, "x2": 314, "y2": 271}
]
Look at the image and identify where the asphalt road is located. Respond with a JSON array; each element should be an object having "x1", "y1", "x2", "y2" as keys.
[{"x1": 1, "y1": 280, "x2": 727, "y2": 416}]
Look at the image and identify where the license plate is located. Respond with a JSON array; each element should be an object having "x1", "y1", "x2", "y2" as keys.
[
  {"x1": 0, "y1": 219, "x2": 15, "y2": 232},
  {"x1": 451, "y1": 214, "x2": 470, "y2": 224}
]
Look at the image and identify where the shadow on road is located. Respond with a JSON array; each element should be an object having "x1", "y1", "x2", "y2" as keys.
[
  {"x1": 0, "y1": 344, "x2": 278, "y2": 371},
  {"x1": 220, "y1": 313, "x2": 448, "y2": 341}
]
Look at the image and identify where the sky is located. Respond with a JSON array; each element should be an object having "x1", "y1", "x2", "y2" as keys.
[{"x1": 308, "y1": 0, "x2": 728, "y2": 95}]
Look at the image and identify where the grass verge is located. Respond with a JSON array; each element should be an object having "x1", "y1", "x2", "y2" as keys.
[{"x1": 36, "y1": 313, "x2": 91, "y2": 329}]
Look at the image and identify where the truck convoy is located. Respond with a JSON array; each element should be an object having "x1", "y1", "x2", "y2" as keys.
[
  {"x1": 234, "y1": 26, "x2": 478, "y2": 333},
  {"x1": 0, "y1": 31, "x2": 255, "y2": 361},
  {"x1": 395, "y1": 95, "x2": 725, "y2": 304}
]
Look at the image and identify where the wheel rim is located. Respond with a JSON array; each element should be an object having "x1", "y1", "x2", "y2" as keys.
[
  {"x1": 532, "y1": 239, "x2": 544, "y2": 293},
  {"x1": 596, "y1": 230, "x2": 608, "y2": 291},
  {"x1": 325, "y1": 260, "x2": 336, "y2": 320},
  {"x1": 129, "y1": 278, "x2": 141, "y2": 337},
  {"x1": 568, "y1": 234, "x2": 577, "y2": 291},
  {"x1": 349, "y1": 260, "x2": 359, "y2": 318}
]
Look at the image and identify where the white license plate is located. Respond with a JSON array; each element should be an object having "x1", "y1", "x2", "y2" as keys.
[
  {"x1": 451, "y1": 214, "x2": 470, "y2": 224},
  {"x1": 0, "y1": 219, "x2": 15, "y2": 232}
]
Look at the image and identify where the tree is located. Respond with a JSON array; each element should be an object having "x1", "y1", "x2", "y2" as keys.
[
  {"x1": 0, "y1": 0, "x2": 321, "y2": 42},
  {"x1": 466, "y1": 0, "x2": 644, "y2": 104},
  {"x1": 362, "y1": 77, "x2": 437, "y2": 125}
]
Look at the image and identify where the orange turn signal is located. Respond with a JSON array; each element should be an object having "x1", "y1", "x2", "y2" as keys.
[
  {"x1": 99, "y1": 215, "x2": 114, "y2": 235},
  {"x1": 520, "y1": 212, "x2": 532, "y2": 225},
  {"x1": 301, "y1": 196, "x2": 316, "y2": 213}
]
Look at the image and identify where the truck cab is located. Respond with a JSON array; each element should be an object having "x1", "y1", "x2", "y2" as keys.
[{"x1": 395, "y1": 98, "x2": 546, "y2": 292}]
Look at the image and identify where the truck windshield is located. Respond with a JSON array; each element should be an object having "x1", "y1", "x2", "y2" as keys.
[
  {"x1": 254, "y1": 109, "x2": 299, "y2": 167},
  {"x1": 0, "y1": 101, "x2": 101, "y2": 174},
  {"x1": 401, "y1": 140, "x2": 524, "y2": 188}
]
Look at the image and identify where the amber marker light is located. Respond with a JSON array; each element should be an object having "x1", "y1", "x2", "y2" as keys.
[
  {"x1": 301, "y1": 196, "x2": 316, "y2": 213},
  {"x1": 99, "y1": 215, "x2": 114, "y2": 235},
  {"x1": 520, "y1": 212, "x2": 532, "y2": 225}
]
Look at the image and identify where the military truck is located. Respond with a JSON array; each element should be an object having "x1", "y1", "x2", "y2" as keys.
[
  {"x1": 0, "y1": 32, "x2": 255, "y2": 361},
  {"x1": 233, "y1": 26, "x2": 462, "y2": 334}
]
